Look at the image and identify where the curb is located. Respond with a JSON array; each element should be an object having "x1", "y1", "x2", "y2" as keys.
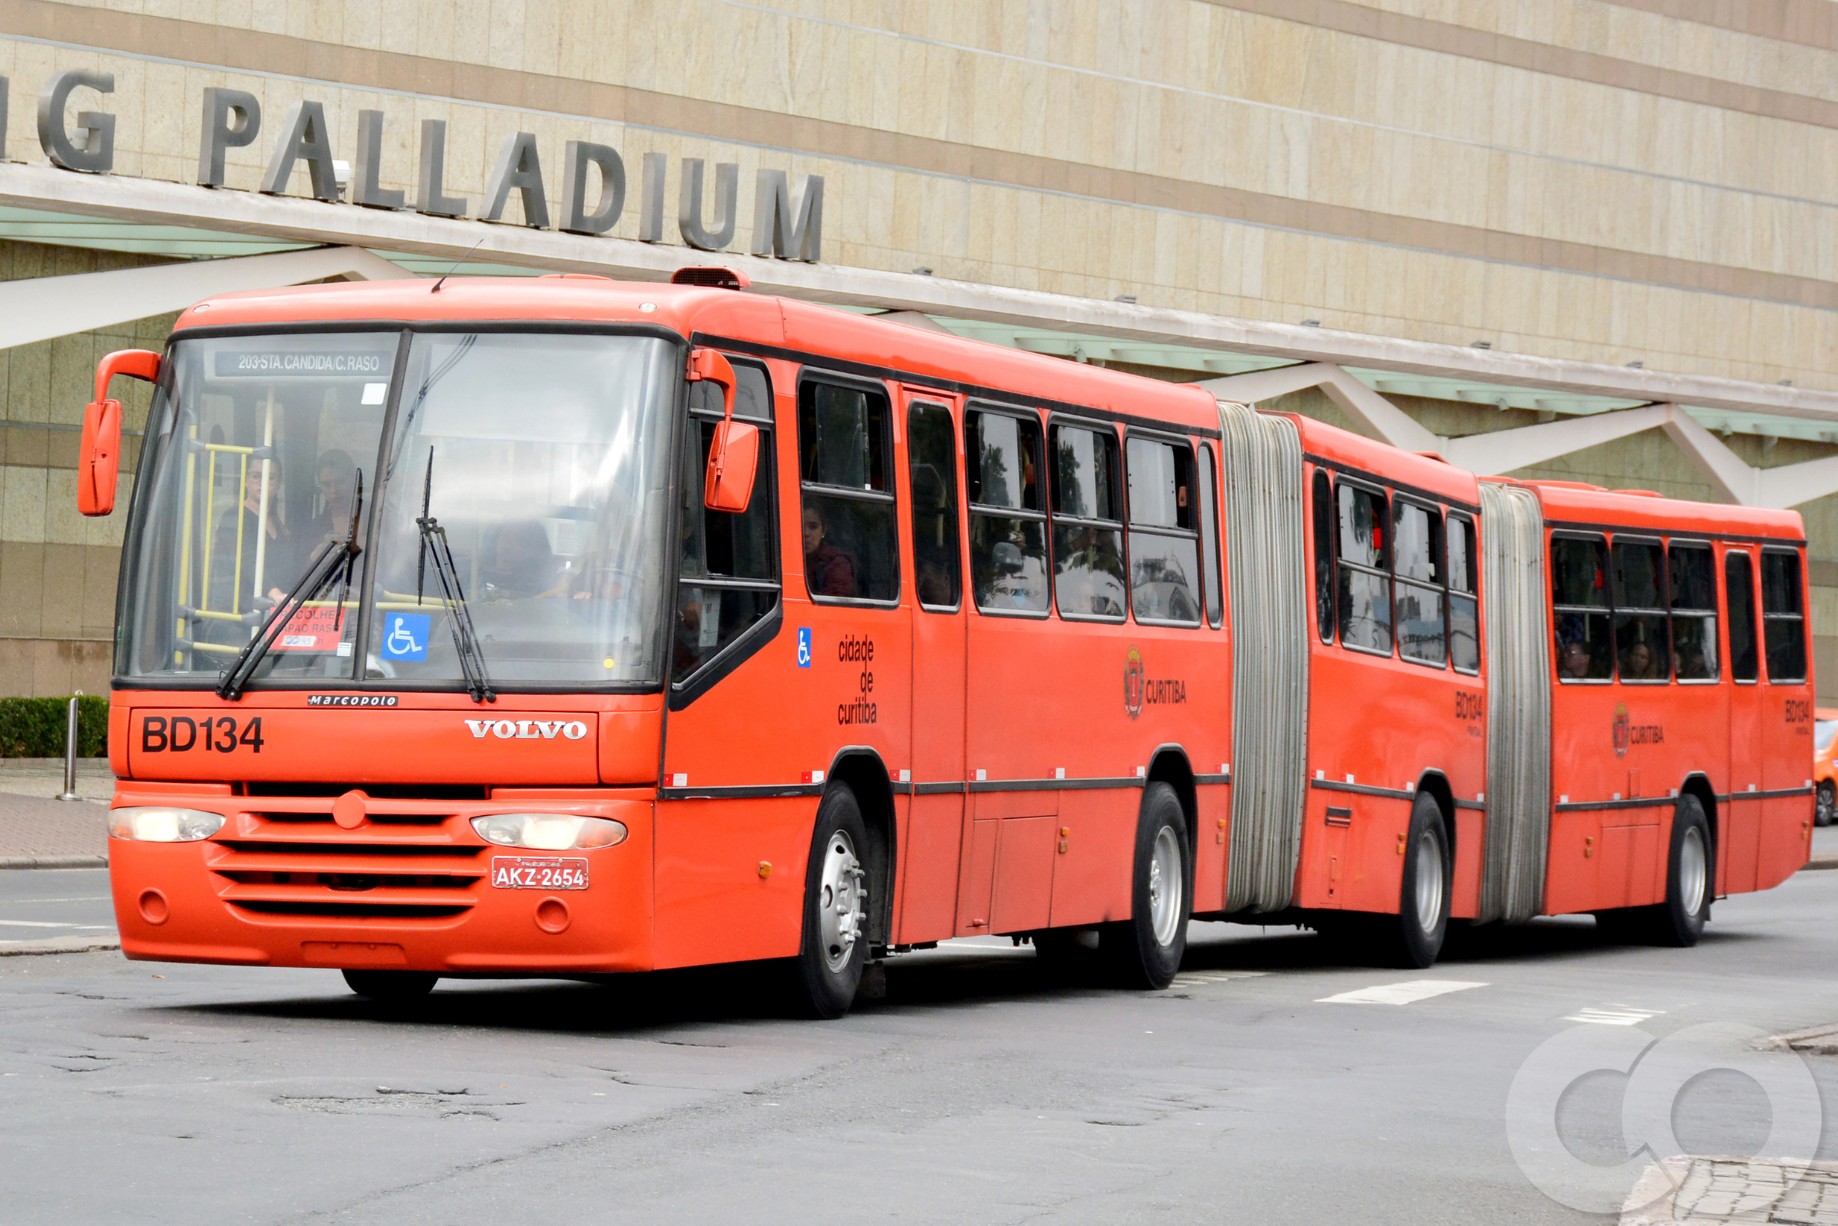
[
  {"x1": 0, "y1": 935, "x2": 118, "y2": 957},
  {"x1": 1802, "y1": 856, "x2": 1838, "y2": 873},
  {"x1": 0, "y1": 856, "x2": 105, "y2": 870},
  {"x1": 1758, "y1": 1023, "x2": 1838, "y2": 1056}
]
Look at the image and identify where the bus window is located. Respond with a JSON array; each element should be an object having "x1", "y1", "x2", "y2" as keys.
[
  {"x1": 1447, "y1": 511, "x2": 1479, "y2": 674},
  {"x1": 908, "y1": 403, "x2": 962, "y2": 610},
  {"x1": 1335, "y1": 480, "x2": 1391, "y2": 654},
  {"x1": 1393, "y1": 498, "x2": 1446, "y2": 667},
  {"x1": 1124, "y1": 435, "x2": 1202, "y2": 626},
  {"x1": 1197, "y1": 443, "x2": 1223, "y2": 628},
  {"x1": 677, "y1": 361, "x2": 779, "y2": 678},
  {"x1": 1312, "y1": 470, "x2": 1334, "y2": 644},
  {"x1": 1552, "y1": 534, "x2": 1611, "y2": 680},
  {"x1": 798, "y1": 377, "x2": 898, "y2": 603},
  {"x1": 1050, "y1": 421, "x2": 1125, "y2": 621},
  {"x1": 1762, "y1": 548, "x2": 1807, "y2": 682},
  {"x1": 1612, "y1": 538, "x2": 1669, "y2": 681},
  {"x1": 1727, "y1": 551, "x2": 1759, "y2": 682},
  {"x1": 1668, "y1": 542, "x2": 1717, "y2": 681},
  {"x1": 966, "y1": 407, "x2": 1048, "y2": 614}
]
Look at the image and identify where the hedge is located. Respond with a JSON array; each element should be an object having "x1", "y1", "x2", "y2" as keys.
[{"x1": 0, "y1": 696, "x2": 108, "y2": 758}]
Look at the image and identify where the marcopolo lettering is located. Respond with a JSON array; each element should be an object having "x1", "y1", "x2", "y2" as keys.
[
  {"x1": 19, "y1": 74, "x2": 824, "y2": 258},
  {"x1": 465, "y1": 719, "x2": 589, "y2": 741},
  {"x1": 306, "y1": 694, "x2": 399, "y2": 707}
]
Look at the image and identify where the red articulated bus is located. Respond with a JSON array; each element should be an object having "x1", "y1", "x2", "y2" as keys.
[{"x1": 78, "y1": 270, "x2": 1813, "y2": 1017}]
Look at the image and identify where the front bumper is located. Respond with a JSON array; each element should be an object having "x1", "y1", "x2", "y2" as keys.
[{"x1": 107, "y1": 789, "x2": 656, "y2": 974}]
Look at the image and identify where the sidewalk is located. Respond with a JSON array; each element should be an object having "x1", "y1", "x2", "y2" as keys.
[
  {"x1": 0, "y1": 759, "x2": 112, "y2": 868},
  {"x1": 1623, "y1": 1157, "x2": 1838, "y2": 1225}
]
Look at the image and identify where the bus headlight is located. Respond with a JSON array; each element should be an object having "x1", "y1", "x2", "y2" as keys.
[
  {"x1": 109, "y1": 807, "x2": 226, "y2": 842},
  {"x1": 470, "y1": 814, "x2": 628, "y2": 851}
]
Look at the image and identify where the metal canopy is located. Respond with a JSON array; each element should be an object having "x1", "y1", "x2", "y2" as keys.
[{"x1": 0, "y1": 170, "x2": 1833, "y2": 506}]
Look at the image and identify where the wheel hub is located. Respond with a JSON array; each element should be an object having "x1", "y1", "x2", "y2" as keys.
[
  {"x1": 1415, "y1": 829, "x2": 1445, "y2": 935},
  {"x1": 818, "y1": 830, "x2": 867, "y2": 973},
  {"x1": 1148, "y1": 826, "x2": 1183, "y2": 946}
]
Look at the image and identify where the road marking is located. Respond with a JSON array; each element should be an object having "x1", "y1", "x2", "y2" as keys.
[
  {"x1": 1565, "y1": 1005, "x2": 1665, "y2": 1026},
  {"x1": 0, "y1": 920, "x2": 114, "y2": 930},
  {"x1": 4, "y1": 896, "x2": 108, "y2": 904},
  {"x1": 1172, "y1": 971, "x2": 1270, "y2": 986},
  {"x1": 1317, "y1": 979, "x2": 1489, "y2": 1005}
]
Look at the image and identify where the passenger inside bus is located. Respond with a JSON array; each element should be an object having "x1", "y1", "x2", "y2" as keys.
[
  {"x1": 211, "y1": 463, "x2": 302, "y2": 611},
  {"x1": 1558, "y1": 638, "x2": 1592, "y2": 679},
  {"x1": 1619, "y1": 636, "x2": 1662, "y2": 681},
  {"x1": 802, "y1": 504, "x2": 858, "y2": 598},
  {"x1": 304, "y1": 448, "x2": 358, "y2": 546}
]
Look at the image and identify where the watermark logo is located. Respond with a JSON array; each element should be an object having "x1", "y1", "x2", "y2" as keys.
[{"x1": 1505, "y1": 1021, "x2": 1822, "y2": 1216}]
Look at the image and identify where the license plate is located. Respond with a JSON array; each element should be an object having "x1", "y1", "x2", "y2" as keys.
[{"x1": 489, "y1": 856, "x2": 589, "y2": 891}]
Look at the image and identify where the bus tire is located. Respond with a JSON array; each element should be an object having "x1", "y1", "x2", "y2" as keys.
[
  {"x1": 341, "y1": 969, "x2": 438, "y2": 1002},
  {"x1": 1374, "y1": 793, "x2": 1451, "y2": 969},
  {"x1": 1651, "y1": 795, "x2": 1714, "y2": 946},
  {"x1": 1596, "y1": 795, "x2": 1714, "y2": 946},
  {"x1": 1817, "y1": 782, "x2": 1835, "y2": 828},
  {"x1": 1102, "y1": 782, "x2": 1190, "y2": 989},
  {"x1": 789, "y1": 785, "x2": 870, "y2": 1019}
]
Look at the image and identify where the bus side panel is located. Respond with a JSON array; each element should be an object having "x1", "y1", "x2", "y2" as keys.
[
  {"x1": 1631, "y1": 680, "x2": 1727, "y2": 907},
  {"x1": 895, "y1": 793, "x2": 964, "y2": 945},
  {"x1": 1758, "y1": 676, "x2": 1816, "y2": 891},
  {"x1": 1048, "y1": 788, "x2": 1136, "y2": 928},
  {"x1": 1546, "y1": 682, "x2": 1625, "y2": 914},
  {"x1": 1301, "y1": 649, "x2": 1478, "y2": 917},
  {"x1": 652, "y1": 795, "x2": 810, "y2": 968},
  {"x1": 1450, "y1": 805, "x2": 1484, "y2": 919}
]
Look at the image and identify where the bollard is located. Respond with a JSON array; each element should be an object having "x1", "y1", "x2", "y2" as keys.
[{"x1": 56, "y1": 691, "x2": 82, "y2": 802}]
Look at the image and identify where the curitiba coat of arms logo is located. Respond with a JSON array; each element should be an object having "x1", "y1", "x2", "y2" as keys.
[
  {"x1": 1612, "y1": 703, "x2": 1630, "y2": 758},
  {"x1": 1124, "y1": 646, "x2": 1145, "y2": 719}
]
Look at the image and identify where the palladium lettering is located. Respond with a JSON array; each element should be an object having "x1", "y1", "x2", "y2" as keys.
[{"x1": 466, "y1": 719, "x2": 589, "y2": 741}]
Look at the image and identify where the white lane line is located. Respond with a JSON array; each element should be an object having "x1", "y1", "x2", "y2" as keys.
[
  {"x1": 0, "y1": 920, "x2": 114, "y2": 930},
  {"x1": 1317, "y1": 979, "x2": 1490, "y2": 1005},
  {"x1": 5, "y1": 897, "x2": 108, "y2": 904},
  {"x1": 1565, "y1": 1005, "x2": 1665, "y2": 1026}
]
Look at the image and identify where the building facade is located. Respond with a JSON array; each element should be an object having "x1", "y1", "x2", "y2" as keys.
[{"x1": 0, "y1": 0, "x2": 1833, "y2": 696}]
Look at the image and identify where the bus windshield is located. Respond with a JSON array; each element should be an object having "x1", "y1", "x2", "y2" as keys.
[{"x1": 119, "y1": 329, "x2": 678, "y2": 690}]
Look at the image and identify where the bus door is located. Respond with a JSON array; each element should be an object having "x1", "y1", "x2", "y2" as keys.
[
  {"x1": 1722, "y1": 549, "x2": 1763, "y2": 893},
  {"x1": 1757, "y1": 545, "x2": 1814, "y2": 888},
  {"x1": 895, "y1": 391, "x2": 968, "y2": 944}
]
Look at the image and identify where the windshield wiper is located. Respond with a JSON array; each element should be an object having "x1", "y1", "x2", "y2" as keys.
[
  {"x1": 416, "y1": 450, "x2": 495, "y2": 704},
  {"x1": 217, "y1": 471, "x2": 366, "y2": 701}
]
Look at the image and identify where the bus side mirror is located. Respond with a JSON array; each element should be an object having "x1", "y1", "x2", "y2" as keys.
[
  {"x1": 705, "y1": 419, "x2": 759, "y2": 513},
  {"x1": 688, "y1": 347, "x2": 758, "y2": 512},
  {"x1": 79, "y1": 349, "x2": 160, "y2": 517}
]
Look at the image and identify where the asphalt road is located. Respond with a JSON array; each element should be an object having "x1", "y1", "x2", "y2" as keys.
[{"x1": 2, "y1": 866, "x2": 1836, "y2": 1225}]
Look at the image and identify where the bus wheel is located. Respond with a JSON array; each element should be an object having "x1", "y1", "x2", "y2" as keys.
[
  {"x1": 1652, "y1": 795, "x2": 1713, "y2": 946},
  {"x1": 1102, "y1": 782, "x2": 1190, "y2": 989},
  {"x1": 790, "y1": 786, "x2": 870, "y2": 1019},
  {"x1": 1375, "y1": 794, "x2": 1450, "y2": 969},
  {"x1": 341, "y1": 969, "x2": 438, "y2": 1002},
  {"x1": 1817, "y1": 782, "x2": 1835, "y2": 828}
]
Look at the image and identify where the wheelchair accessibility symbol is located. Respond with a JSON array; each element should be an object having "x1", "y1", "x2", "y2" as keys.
[
  {"x1": 797, "y1": 627, "x2": 812, "y2": 668},
  {"x1": 382, "y1": 612, "x2": 431, "y2": 662}
]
